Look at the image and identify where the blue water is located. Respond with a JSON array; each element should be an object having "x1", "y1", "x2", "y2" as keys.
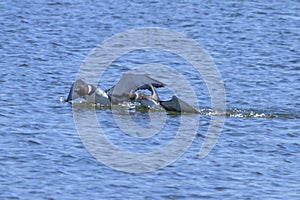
[{"x1": 1, "y1": 0, "x2": 300, "y2": 199}]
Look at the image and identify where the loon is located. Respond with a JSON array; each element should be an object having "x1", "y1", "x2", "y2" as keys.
[{"x1": 65, "y1": 73, "x2": 199, "y2": 113}]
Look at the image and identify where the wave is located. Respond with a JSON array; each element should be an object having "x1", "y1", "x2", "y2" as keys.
[{"x1": 199, "y1": 108, "x2": 298, "y2": 119}]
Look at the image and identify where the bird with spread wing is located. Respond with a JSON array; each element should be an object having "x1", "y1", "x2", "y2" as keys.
[{"x1": 65, "y1": 73, "x2": 199, "y2": 113}]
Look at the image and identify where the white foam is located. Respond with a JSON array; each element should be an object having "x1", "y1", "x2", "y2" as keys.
[{"x1": 59, "y1": 97, "x2": 65, "y2": 102}]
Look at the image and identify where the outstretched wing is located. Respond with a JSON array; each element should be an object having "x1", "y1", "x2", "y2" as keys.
[{"x1": 106, "y1": 73, "x2": 165, "y2": 103}]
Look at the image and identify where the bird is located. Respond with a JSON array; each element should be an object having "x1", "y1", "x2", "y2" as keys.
[{"x1": 65, "y1": 73, "x2": 199, "y2": 113}]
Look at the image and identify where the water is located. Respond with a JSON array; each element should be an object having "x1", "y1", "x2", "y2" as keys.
[{"x1": 1, "y1": 0, "x2": 300, "y2": 199}]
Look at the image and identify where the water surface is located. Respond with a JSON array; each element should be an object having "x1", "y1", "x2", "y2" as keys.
[{"x1": 1, "y1": 0, "x2": 299, "y2": 199}]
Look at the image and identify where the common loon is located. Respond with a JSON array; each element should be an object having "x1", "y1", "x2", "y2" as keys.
[{"x1": 65, "y1": 73, "x2": 199, "y2": 113}]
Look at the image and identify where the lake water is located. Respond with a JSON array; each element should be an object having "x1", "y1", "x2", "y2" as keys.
[{"x1": 1, "y1": 0, "x2": 299, "y2": 199}]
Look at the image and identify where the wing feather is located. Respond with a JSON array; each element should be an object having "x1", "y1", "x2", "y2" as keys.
[{"x1": 106, "y1": 73, "x2": 165, "y2": 103}]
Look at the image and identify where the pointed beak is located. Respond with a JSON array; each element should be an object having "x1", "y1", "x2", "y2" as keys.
[{"x1": 66, "y1": 83, "x2": 76, "y2": 102}]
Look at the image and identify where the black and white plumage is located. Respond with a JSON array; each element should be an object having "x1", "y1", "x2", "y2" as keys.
[{"x1": 65, "y1": 73, "x2": 199, "y2": 113}]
